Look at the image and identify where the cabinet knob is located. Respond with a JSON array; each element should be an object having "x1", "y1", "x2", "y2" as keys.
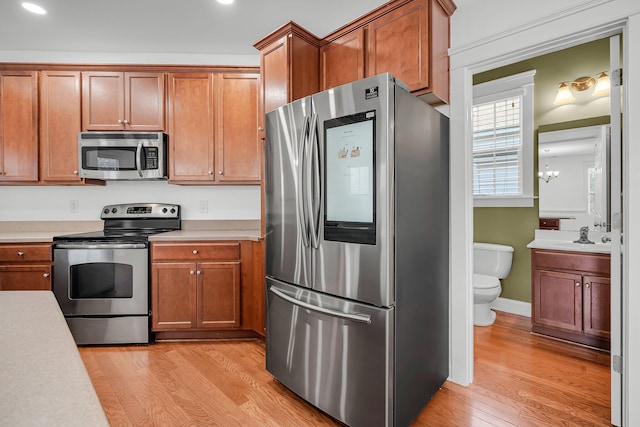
[
  {"x1": 43, "y1": 273, "x2": 50, "y2": 278},
  {"x1": 208, "y1": 170, "x2": 213, "y2": 175},
  {"x1": 585, "y1": 283, "x2": 591, "y2": 288},
  {"x1": 218, "y1": 170, "x2": 223, "y2": 175},
  {"x1": 192, "y1": 249, "x2": 198, "y2": 255},
  {"x1": 123, "y1": 119, "x2": 129, "y2": 124},
  {"x1": 258, "y1": 126, "x2": 264, "y2": 131},
  {"x1": 117, "y1": 119, "x2": 123, "y2": 124},
  {"x1": 17, "y1": 251, "x2": 24, "y2": 256},
  {"x1": 196, "y1": 270, "x2": 201, "y2": 275},
  {"x1": 73, "y1": 170, "x2": 78, "y2": 175},
  {"x1": 575, "y1": 282, "x2": 581, "y2": 287},
  {"x1": 190, "y1": 270, "x2": 195, "y2": 275}
]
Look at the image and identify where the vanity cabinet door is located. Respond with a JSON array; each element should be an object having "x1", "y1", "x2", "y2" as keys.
[
  {"x1": 533, "y1": 269, "x2": 583, "y2": 333},
  {"x1": 583, "y1": 274, "x2": 611, "y2": 340}
]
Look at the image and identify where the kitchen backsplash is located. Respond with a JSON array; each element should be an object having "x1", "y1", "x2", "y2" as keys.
[{"x1": 0, "y1": 181, "x2": 260, "y2": 221}]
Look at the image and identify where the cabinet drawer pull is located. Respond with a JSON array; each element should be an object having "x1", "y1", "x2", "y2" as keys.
[
  {"x1": 192, "y1": 249, "x2": 198, "y2": 255},
  {"x1": 17, "y1": 251, "x2": 24, "y2": 256},
  {"x1": 43, "y1": 273, "x2": 50, "y2": 278},
  {"x1": 575, "y1": 282, "x2": 581, "y2": 287}
]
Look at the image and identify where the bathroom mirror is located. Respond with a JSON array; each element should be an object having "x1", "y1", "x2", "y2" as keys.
[{"x1": 538, "y1": 124, "x2": 610, "y2": 231}]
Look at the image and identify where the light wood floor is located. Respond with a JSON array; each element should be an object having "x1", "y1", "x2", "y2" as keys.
[{"x1": 79, "y1": 311, "x2": 611, "y2": 426}]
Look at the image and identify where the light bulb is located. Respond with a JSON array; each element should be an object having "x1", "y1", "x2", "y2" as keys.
[{"x1": 553, "y1": 82, "x2": 574, "y2": 105}]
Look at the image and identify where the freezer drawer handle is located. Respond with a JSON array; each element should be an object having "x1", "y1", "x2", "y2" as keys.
[{"x1": 270, "y1": 287, "x2": 371, "y2": 324}]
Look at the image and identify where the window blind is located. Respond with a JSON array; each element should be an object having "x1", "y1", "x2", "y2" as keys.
[{"x1": 472, "y1": 96, "x2": 523, "y2": 196}]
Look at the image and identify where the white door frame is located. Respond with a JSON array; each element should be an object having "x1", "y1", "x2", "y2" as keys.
[{"x1": 449, "y1": 11, "x2": 640, "y2": 426}]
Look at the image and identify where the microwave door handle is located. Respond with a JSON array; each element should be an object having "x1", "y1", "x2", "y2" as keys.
[
  {"x1": 136, "y1": 142, "x2": 144, "y2": 178},
  {"x1": 298, "y1": 115, "x2": 311, "y2": 248},
  {"x1": 306, "y1": 113, "x2": 321, "y2": 249}
]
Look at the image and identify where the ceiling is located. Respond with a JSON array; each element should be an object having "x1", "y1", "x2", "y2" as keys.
[{"x1": 0, "y1": 0, "x2": 389, "y2": 60}]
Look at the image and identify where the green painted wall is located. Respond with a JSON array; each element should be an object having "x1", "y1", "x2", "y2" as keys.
[{"x1": 473, "y1": 38, "x2": 611, "y2": 302}]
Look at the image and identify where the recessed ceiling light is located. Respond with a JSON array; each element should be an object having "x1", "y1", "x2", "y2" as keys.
[
  {"x1": 22, "y1": 2, "x2": 47, "y2": 15},
  {"x1": 217, "y1": 0, "x2": 234, "y2": 5}
]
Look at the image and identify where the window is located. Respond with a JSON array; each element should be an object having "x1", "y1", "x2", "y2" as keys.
[{"x1": 473, "y1": 70, "x2": 535, "y2": 207}]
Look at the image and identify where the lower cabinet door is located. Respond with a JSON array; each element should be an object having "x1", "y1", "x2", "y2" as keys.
[
  {"x1": 583, "y1": 274, "x2": 611, "y2": 339},
  {"x1": 533, "y1": 269, "x2": 583, "y2": 332},
  {"x1": 266, "y1": 278, "x2": 393, "y2": 427},
  {"x1": 197, "y1": 262, "x2": 240, "y2": 329},
  {"x1": 151, "y1": 262, "x2": 197, "y2": 330}
]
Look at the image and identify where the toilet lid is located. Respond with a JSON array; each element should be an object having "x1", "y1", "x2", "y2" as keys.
[{"x1": 473, "y1": 273, "x2": 500, "y2": 289}]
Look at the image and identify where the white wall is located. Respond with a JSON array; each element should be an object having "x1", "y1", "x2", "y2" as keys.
[
  {"x1": 449, "y1": 0, "x2": 640, "y2": 423},
  {"x1": 0, "y1": 183, "x2": 261, "y2": 221}
]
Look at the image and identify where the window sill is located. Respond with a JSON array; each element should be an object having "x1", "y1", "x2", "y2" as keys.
[{"x1": 474, "y1": 196, "x2": 536, "y2": 208}]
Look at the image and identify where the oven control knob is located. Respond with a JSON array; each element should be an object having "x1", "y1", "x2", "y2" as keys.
[
  {"x1": 103, "y1": 208, "x2": 109, "y2": 215},
  {"x1": 111, "y1": 208, "x2": 117, "y2": 214},
  {"x1": 162, "y1": 207, "x2": 168, "y2": 213},
  {"x1": 170, "y1": 208, "x2": 176, "y2": 214}
]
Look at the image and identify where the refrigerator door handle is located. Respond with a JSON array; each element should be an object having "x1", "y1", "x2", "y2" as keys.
[
  {"x1": 306, "y1": 113, "x2": 321, "y2": 249},
  {"x1": 269, "y1": 286, "x2": 372, "y2": 324},
  {"x1": 298, "y1": 115, "x2": 311, "y2": 248}
]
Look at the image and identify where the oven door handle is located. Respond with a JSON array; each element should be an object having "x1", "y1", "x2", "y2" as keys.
[{"x1": 54, "y1": 243, "x2": 147, "y2": 249}]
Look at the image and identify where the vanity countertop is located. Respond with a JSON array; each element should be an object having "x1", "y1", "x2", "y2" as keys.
[{"x1": 527, "y1": 229, "x2": 612, "y2": 254}]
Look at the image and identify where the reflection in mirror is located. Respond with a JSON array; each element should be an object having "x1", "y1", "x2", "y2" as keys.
[{"x1": 538, "y1": 125, "x2": 610, "y2": 232}]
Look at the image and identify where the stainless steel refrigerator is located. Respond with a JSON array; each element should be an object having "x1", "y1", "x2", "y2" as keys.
[{"x1": 264, "y1": 73, "x2": 449, "y2": 427}]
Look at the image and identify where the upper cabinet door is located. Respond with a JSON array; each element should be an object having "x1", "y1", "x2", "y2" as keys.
[
  {"x1": 260, "y1": 35, "x2": 290, "y2": 117},
  {"x1": 82, "y1": 71, "x2": 125, "y2": 131},
  {"x1": 125, "y1": 72, "x2": 165, "y2": 131},
  {"x1": 320, "y1": 27, "x2": 366, "y2": 91},
  {"x1": 367, "y1": 0, "x2": 429, "y2": 92},
  {"x1": 216, "y1": 73, "x2": 260, "y2": 183},
  {"x1": 167, "y1": 73, "x2": 216, "y2": 183},
  {"x1": 39, "y1": 71, "x2": 82, "y2": 182},
  {"x1": 0, "y1": 71, "x2": 38, "y2": 182},
  {"x1": 82, "y1": 71, "x2": 165, "y2": 131}
]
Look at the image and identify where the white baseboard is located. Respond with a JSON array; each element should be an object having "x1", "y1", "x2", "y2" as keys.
[{"x1": 490, "y1": 297, "x2": 531, "y2": 318}]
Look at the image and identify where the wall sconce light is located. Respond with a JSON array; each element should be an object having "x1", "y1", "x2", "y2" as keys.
[{"x1": 553, "y1": 71, "x2": 610, "y2": 105}]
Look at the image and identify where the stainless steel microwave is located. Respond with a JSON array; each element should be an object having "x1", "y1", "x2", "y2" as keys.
[{"x1": 78, "y1": 132, "x2": 167, "y2": 180}]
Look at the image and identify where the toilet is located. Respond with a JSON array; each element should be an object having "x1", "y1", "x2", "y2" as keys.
[{"x1": 473, "y1": 242, "x2": 514, "y2": 326}]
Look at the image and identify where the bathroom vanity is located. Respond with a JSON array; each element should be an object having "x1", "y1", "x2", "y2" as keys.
[{"x1": 530, "y1": 248, "x2": 610, "y2": 350}]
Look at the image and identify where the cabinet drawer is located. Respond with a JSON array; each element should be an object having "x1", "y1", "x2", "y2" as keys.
[
  {"x1": 532, "y1": 249, "x2": 610, "y2": 276},
  {"x1": 539, "y1": 218, "x2": 560, "y2": 230},
  {"x1": 152, "y1": 242, "x2": 240, "y2": 261},
  {"x1": 0, "y1": 244, "x2": 52, "y2": 262}
]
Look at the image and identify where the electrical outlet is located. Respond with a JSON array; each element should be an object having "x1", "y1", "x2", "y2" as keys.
[
  {"x1": 199, "y1": 200, "x2": 208, "y2": 213},
  {"x1": 69, "y1": 200, "x2": 79, "y2": 213}
]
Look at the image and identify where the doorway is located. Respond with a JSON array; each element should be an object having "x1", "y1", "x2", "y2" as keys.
[{"x1": 470, "y1": 35, "x2": 622, "y2": 425}]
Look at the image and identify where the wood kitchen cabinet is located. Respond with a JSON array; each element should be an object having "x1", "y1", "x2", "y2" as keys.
[
  {"x1": 151, "y1": 241, "x2": 242, "y2": 337},
  {"x1": 217, "y1": 73, "x2": 260, "y2": 182},
  {"x1": 0, "y1": 71, "x2": 38, "y2": 182},
  {"x1": 258, "y1": 0, "x2": 455, "y2": 105},
  {"x1": 0, "y1": 243, "x2": 52, "y2": 290},
  {"x1": 167, "y1": 72, "x2": 260, "y2": 184},
  {"x1": 82, "y1": 71, "x2": 165, "y2": 131},
  {"x1": 254, "y1": 22, "x2": 320, "y2": 134},
  {"x1": 39, "y1": 71, "x2": 83, "y2": 183},
  {"x1": 531, "y1": 248, "x2": 611, "y2": 350},
  {"x1": 320, "y1": 27, "x2": 366, "y2": 91}
]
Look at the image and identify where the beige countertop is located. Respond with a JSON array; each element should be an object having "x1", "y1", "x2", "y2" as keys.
[
  {"x1": 0, "y1": 291, "x2": 109, "y2": 426},
  {"x1": 0, "y1": 220, "x2": 262, "y2": 243}
]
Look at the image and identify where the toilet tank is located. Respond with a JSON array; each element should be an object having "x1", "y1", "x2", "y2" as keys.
[{"x1": 473, "y1": 242, "x2": 514, "y2": 279}]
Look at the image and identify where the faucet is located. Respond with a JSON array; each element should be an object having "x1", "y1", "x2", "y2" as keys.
[{"x1": 573, "y1": 226, "x2": 595, "y2": 244}]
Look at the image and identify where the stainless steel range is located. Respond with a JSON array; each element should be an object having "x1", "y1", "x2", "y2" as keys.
[{"x1": 53, "y1": 203, "x2": 180, "y2": 345}]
